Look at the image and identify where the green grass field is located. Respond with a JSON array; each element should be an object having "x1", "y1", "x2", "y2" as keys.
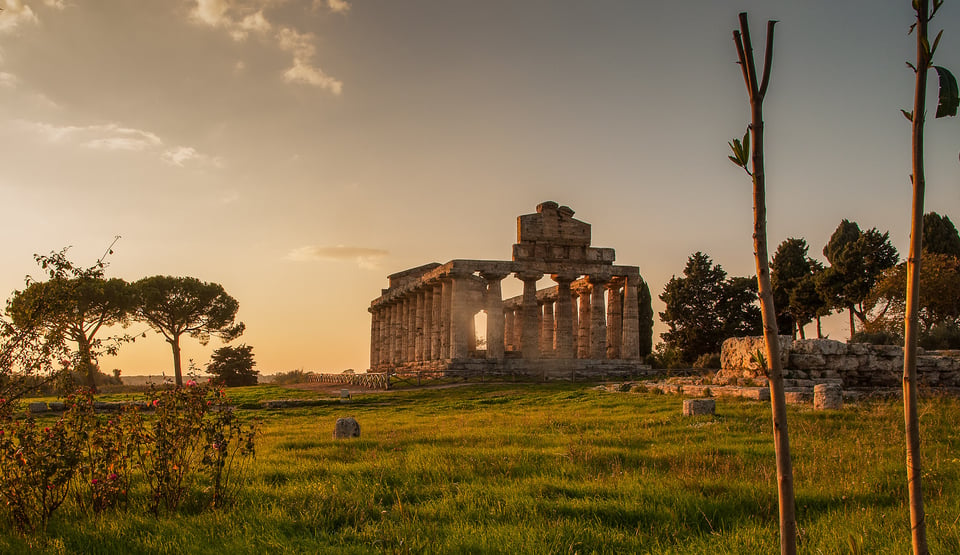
[{"x1": 3, "y1": 383, "x2": 959, "y2": 554}]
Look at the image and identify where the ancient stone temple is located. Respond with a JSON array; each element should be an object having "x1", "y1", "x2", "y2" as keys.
[{"x1": 367, "y1": 201, "x2": 649, "y2": 379}]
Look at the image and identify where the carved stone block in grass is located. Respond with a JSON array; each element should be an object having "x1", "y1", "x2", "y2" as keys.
[{"x1": 682, "y1": 398, "x2": 715, "y2": 416}]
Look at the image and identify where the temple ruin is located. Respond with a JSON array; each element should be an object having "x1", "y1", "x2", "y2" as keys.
[{"x1": 367, "y1": 201, "x2": 650, "y2": 379}]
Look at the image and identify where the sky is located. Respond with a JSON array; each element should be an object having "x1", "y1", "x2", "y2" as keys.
[{"x1": 2, "y1": 0, "x2": 959, "y2": 376}]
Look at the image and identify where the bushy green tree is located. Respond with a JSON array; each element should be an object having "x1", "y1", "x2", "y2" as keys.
[
  {"x1": 922, "y1": 212, "x2": 960, "y2": 257},
  {"x1": 771, "y1": 238, "x2": 830, "y2": 339},
  {"x1": 659, "y1": 252, "x2": 761, "y2": 363},
  {"x1": 206, "y1": 344, "x2": 258, "y2": 387},
  {"x1": 819, "y1": 220, "x2": 899, "y2": 335},
  {"x1": 866, "y1": 253, "x2": 960, "y2": 343},
  {"x1": 132, "y1": 276, "x2": 244, "y2": 387},
  {"x1": 638, "y1": 278, "x2": 654, "y2": 357},
  {"x1": 5, "y1": 248, "x2": 131, "y2": 392}
]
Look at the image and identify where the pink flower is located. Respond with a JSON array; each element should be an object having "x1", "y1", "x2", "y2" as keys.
[
  {"x1": 186, "y1": 380, "x2": 197, "y2": 387},
  {"x1": 152, "y1": 399, "x2": 160, "y2": 408},
  {"x1": 92, "y1": 478, "x2": 99, "y2": 485},
  {"x1": 108, "y1": 473, "x2": 118, "y2": 480}
]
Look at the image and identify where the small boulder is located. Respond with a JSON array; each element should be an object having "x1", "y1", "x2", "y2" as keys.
[
  {"x1": 682, "y1": 398, "x2": 715, "y2": 416},
  {"x1": 333, "y1": 417, "x2": 361, "y2": 439}
]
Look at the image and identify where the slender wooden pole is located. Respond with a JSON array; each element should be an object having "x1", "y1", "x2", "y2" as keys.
[
  {"x1": 904, "y1": 2, "x2": 929, "y2": 553},
  {"x1": 734, "y1": 13, "x2": 797, "y2": 555}
]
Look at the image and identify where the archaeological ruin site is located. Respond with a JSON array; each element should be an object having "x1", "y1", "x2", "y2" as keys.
[{"x1": 368, "y1": 201, "x2": 649, "y2": 379}]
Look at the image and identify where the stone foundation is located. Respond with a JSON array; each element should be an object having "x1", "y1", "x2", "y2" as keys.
[{"x1": 719, "y1": 337, "x2": 960, "y2": 389}]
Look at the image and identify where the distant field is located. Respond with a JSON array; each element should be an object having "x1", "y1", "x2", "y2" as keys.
[{"x1": 3, "y1": 383, "x2": 959, "y2": 554}]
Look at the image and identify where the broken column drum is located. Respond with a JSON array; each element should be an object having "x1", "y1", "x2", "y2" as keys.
[{"x1": 367, "y1": 201, "x2": 649, "y2": 379}]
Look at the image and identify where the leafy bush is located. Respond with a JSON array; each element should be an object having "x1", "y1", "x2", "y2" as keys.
[
  {"x1": 0, "y1": 394, "x2": 86, "y2": 533},
  {"x1": 692, "y1": 353, "x2": 721, "y2": 369},
  {"x1": 918, "y1": 324, "x2": 960, "y2": 350},
  {"x1": 206, "y1": 345, "x2": 258, "y2": 387},
  {"x1": 271, "y1": 369, "x2": 313, "y2": 385},
  {"x1": 0, "y1": 383, "x2": 259, "y2": 534},
  {"x1": 850, "y1": 330, "x2": 902, "y2": 346}
]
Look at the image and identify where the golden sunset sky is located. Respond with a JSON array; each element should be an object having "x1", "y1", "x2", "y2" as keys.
[{"x1": 2, "y1": 0, "x2": 959, "y2": 375}]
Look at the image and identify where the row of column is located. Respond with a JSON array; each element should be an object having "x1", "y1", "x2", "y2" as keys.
[
  {"x1": 370, "y1": 272, "x2": 641, "y2": 368},
  {"x1": 503, "y1": 275, "x2": 641, "y2": 361}
]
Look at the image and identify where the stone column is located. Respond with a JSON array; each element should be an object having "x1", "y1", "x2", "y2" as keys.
[
  {"x1": 431, "y1": 284, "x2": 442, "y2": 360},
  {"x1": 414, "y1": 290, "x2": 426, "y2": 362},
  {"x1": 589, "y1": 276, "x2": 608, "y2": 359},
  {"x1": 552, "y1": 274, "x2": 576, "y2": 359},
  {"x1": 369, "y1": 308, "x2": 379, "y2": 370},
  {"x1": 393, "y1": 302, "x2": 403, "y2": 364},
  {"x1": 540, "y1": 300, "x2": 555, "y2": 356},
  {"x1": 449, "y1": 272, "x2": 473, "y2": 360},
  {"x1": 407, "y1": 294, "x2": 418, "y2": 362},
  {"x1": 422, "y1": 288, "x2": 434, "y2": 361},
  {"x1": 504, "y1": 308, "x2": 515, "y2": 352},
  {"x1": 606, "y1": 278, "x2": 623, "y2": 359},
  {"x1": 621, "y1": 273, "x2": 641, "y2": 360},
  {"x1": 440, "y1": 279, "x2": 452, "y2": 359},
  {"x1": 513, "y1": 308, "x2": 523, "y2": 350},
  {"x1": 517, "y1": 271, "x2": 543, "y2": 360},
  {"x1": 576, "y1": 283, "x2": 591, "y2": 358},
  {"x1": 570, "y1": 289, "x2": 579, "y2": 355},
  {"x1": 380, "y1": 305, "x2": 393, "y2": 366},
  {"x1": 482, "y1": 273, "x2": 507, "y2": 360}
]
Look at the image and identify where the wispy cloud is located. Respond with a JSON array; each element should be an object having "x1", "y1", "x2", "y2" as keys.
[
  {"x1": 277, "y1": 28, "x2": 342, "y2": 94},
  {"x1": 188, "y1": 0, "x2": 343, "y2": 94},
  {"x1": 0, "y1": 71, "x2": 18, "y2": 88},
  {"x1": 324, "y1": 0, "x2": 350, "y2": 15},
  {"x1": 286, "y1": 245, "x2": 389, "y2": 269},
  {"x1": 0, "y1": 0, "x2": 66, "y2": 34},
  {"x1": 17, "y1": 120, "x2": 220, "y2": 167},
  {"x1": 162, "y1": 145, "x2": 223, "y2": 167},
  {"x1": 0, "y1": 1, "x2": 38, "y2": 34}
]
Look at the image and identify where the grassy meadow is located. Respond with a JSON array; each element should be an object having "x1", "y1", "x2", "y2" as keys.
[{"x1": 2, "y1": 383, "x2": 959, "y2": 554}]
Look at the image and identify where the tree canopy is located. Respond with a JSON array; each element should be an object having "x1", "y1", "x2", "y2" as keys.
[
  {"x1": 922, "y1": 212, "x2": 960, "y2": 257},
  {"x1": 865, "y1": 253, "x2": 960, "y2": 346},
  {"x1": 132, "y1": 276, "x2": 244, "y2": 386},
  {"x1": 771, "y1": 238, "x2": 830, "y2": 339},
  {"x1": 659, "y1": 252, "x2": 762, "y2": 362},
  {"x1": 819, "y1": 220, "x2": 899, "y2": 334},
  {"x1": 206, "y1": 344, "x2": 258, "y2": 387},
  {"x1": 5, "y1": 249, "x2": 131, "y2": 391}
]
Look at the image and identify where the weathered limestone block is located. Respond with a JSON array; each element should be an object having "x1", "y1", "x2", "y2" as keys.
[
  {"x1": 28, "y1": 402, "x2": 48, "y2": 413},
  {"x1": 792, "y1": 338, "x2": 848, "y2": 356},
  {"x1": 683, "y1": 398, "x2": 715, "y2": 416},
  {"x1": 813, "y1": 384, "x2": 842, "y2": 410},
  {"x1": 848, "y1": 343, "x2": 870, "y2": 356},
  {"x1": 789, "y1": 353, "x2": 826, "y2": 369},
  {"x1": 784, "y1": 391, "x2": 812, "y2": 404},
  {"x1": 719, "y1": 336, "x2": 791, "y2": 375},
  {"x1": 875, "y1": 344, "x2": 904, "y2": 358},
  {"x1": 333, "y1": 417, "x2": 361, "y2": 439},
  {"x1": 829, "y1": 355, "x2": 861, "y2": 371}
]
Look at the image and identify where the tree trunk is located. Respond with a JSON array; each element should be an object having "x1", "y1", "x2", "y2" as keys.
[
  {"x1": 733, "y1": 14, "x2": 797, "y2": 555},
  {"x1": 904, "y1": 2, "x2": 929, "y2": 553},
  {"x1": 816, "y1": 315, "x2": 823, "y2": 339},
  {"x1": 77, "y1": 334, "x2": 98, "y2": 393},
  {"x1": 848, "y1": 308, "x2": 856, "y2": 337},
  {"x1": 170, "y1": 336, "x2": 184, "y2": 387},
  {"x1": 796, "y1": 321, "x2": 806, "y2": 340}
]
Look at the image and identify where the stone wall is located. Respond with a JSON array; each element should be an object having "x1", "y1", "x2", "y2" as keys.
[{"x1": 719, "y1": 337, "x2": 960, "y2": 389}]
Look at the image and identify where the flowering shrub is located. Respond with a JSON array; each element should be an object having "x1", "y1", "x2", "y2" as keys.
[
  {"x1": 0, "y1": 382, "x2": 259, "y2": 534},
  {"x1": 0, "y1": 395, "x2": 86, "y2": 533},
  {"x1": 70, "y1": 390, "x2": 143, "y2": 513},
  {"x1": 199, "y1": 386, "x2": 258, "y2": 508},
  {"x1": 139, "y1": 382, "x2": 259, "y2": 513}
]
